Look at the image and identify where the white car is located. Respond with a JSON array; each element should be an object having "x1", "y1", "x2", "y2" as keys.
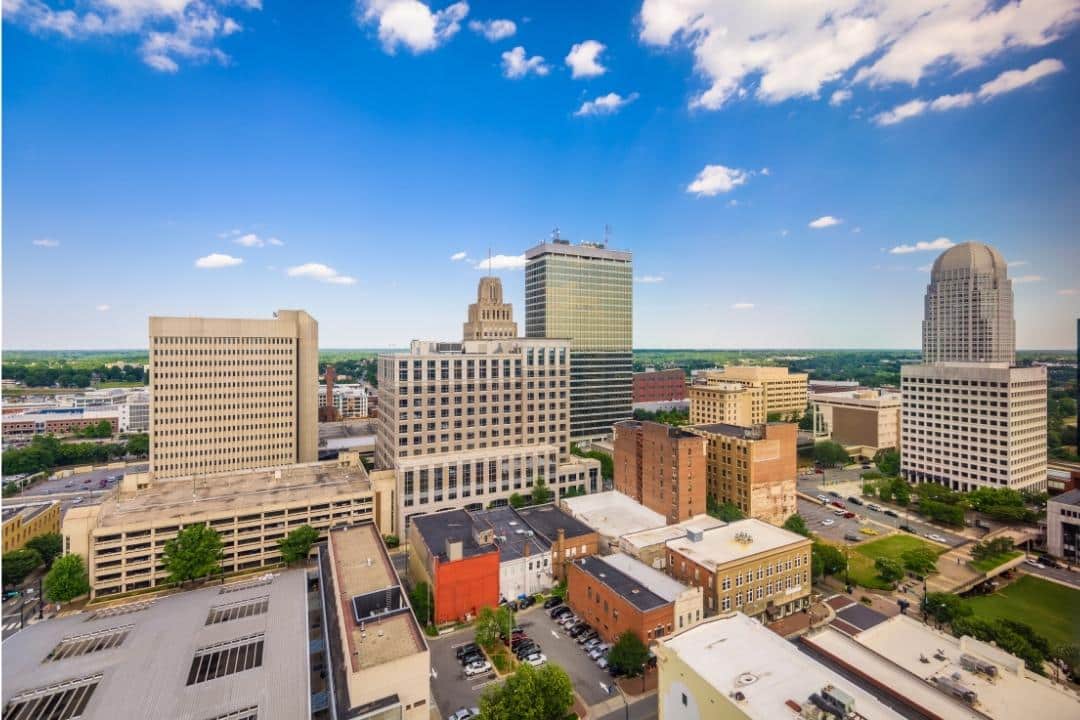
[
  {"x1": 821, "y1": 518, "x2": 835, "y2": 526},
  {"x1": 589, "y1": 643, "x2": 610, "y2": 660},
  {"x1": 816, "y1": 494, "x2": 829, "y2": 503},
  {"x1": 1024, "y1": 558, "x2": 1045, "y2": 569},
  {"x1": 866, "y1": 503, "x2": 882, "y2": 512},
  {"x1": 464, "y1": 660, "x2": 492, "y2": 677},
  {"x1": 927, "y1": 534, "x2": 948, "y2": 543},
  {"x1": 447, "y1": 709, "x2": 475, "y2": 720},
  {"x1": 833, "y1": 508, "x2": 846, "y2": 516},
  {"x1": 526, "y1": 653, "x2": 547, "y2": 667}
]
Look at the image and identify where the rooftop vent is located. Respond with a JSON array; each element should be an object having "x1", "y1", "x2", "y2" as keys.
[
  {"x1": 734, "y1": 531, "x2": 754, "y2": 545},
  {"x1": 736, "y1": 673, "x2": 758, "y2": 686}
]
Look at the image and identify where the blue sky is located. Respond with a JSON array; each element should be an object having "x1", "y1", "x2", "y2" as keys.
[{"x1": 4, "y1": 0, "x2": 1079, "y2": 350}]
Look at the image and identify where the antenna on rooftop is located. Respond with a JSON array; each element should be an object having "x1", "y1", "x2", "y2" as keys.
[
  {"x1": 487, "y1": 247, "x2": 492, "y2": 277},
  {"x1": 603, "y1": 224, "x2": 611, "y2": 247},
  {"x1": 552, "y1": 226, "x2": 561, "y2": 242}
]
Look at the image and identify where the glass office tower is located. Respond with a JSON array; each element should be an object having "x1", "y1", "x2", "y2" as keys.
[{"x1": 524, "y1": 239, "x2": 633, "y2": 441}]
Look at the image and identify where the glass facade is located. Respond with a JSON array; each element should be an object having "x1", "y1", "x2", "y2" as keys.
[{"x1": 524, "y1": 242, "x2": 632, "y2": 440}]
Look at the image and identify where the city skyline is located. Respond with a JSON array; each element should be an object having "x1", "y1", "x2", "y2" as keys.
[{"x1": 4, "y1": 1, "x2": 1080, "y2": 350}]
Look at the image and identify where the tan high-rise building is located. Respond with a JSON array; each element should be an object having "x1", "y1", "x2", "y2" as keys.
[
  {"x1": 689, "y1": 422, "x2": 797, "y2": 526},
  {"x1": 696, "y1": 366, "x2": 808, "y2": 419},
  {"x1": 810, "y1": 388, "x2": 901, "y2": 452},
  {"x1": 688, "y1": 381, "x2": 758, "y2": 425},
  {"x1": 613, "y1": 420, "x2": 707, "y2": 524},
  {"x1": 463, "y1": 275, "x2": 518, "y2": 340},
  {"x1": 148, "y1": 309, "x2": 318, "y2": 479}
]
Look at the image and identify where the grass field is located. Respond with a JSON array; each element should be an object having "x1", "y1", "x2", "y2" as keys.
[
  {"x1": 965, "y1": 575, "x2": 1080, "y2": 647},
  {"x1": 970, "y1": 551, "x2": 1022, "y2": 574},
  {"x1": 846, "y1": 535, "x2": 946, "y2": 590}
]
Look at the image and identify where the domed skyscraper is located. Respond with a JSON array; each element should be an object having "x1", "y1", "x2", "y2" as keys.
[{"x1": 922, "y1": 241, "x2": 1015, "y2": 364}]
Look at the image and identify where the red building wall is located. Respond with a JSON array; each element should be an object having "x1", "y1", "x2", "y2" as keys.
[
  {"x1": 633, "y1": 369, "x2": 687, "y2": 404},
  {"x1": 432, "y1": 551, "x2": 500, "y2": 624}
]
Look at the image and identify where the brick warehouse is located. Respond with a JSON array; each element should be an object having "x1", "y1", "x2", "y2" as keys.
[{"x1": 632, "y1": 368, "x2": 688, "y2": 404}]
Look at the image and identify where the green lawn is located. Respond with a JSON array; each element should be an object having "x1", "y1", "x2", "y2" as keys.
[
  {"x1": 965, "y1": 575, "x2": 1080, "y2": 647},
  {"x1": 969, "y1": 551, "x2": 1022, "y2": 574},
  {"x1": 846, "y1": 535, "x2": 946, "y2": 590}
]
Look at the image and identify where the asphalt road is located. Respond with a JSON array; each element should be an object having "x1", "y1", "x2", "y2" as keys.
[
  {"x1": 1022, "y1": 563, "x2": 1080, "y2": 589},
  {"x1": 428, "y1": 631, "x2": 493, "y2": 718},
  {"x1": 525, "y1": 607, "x2": 613, "y2": 706},
  {"x1": 597, "y1": 695, "x2": 658, "y2": 720}
]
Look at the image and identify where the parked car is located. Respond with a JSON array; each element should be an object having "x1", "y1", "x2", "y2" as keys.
[
  {"x1": 927, "y1": 533, "x2": 948, "y2": 543},
  {"x1": 828, "y1": 491, "x2": 841, "y2": 498},
  {"x1": 526, "y1": 653, "x2": 547, "y2": 667},
  {"x1": 820, "y1": 518, "x2": 835, "y2": 527},
  {"x1": 1024, "y1": 558, "x2": 1046, "y2": 569},
  {"x1": 833, "y1": 508, "x2": 847, "y2": 516},
  {"x1": 569, "y1": 624, "x2": 592, "y2": 639},
  {"x1": 464, "y1": 660, "x2": 492, "y2": 677},
  {"x1": 543, "y1": 596, "x2": 563, "y2": 610},
  {"x1": 842, "y1": 511, "x2": 856, "y2": 519},
  {"x1": 883, "y1": 509, "x2": 899, "y2": 518},
  {"x1": 899, "y1": 524, "x2": 915, "y2": 533},
  {"x1": 72, "y1": 497, "x2": 84, "y2": 504},
  {"x1": 866, "y1": 503, "x2": 882, "y2": 512},
  {"x1": 460, "y1": 651, "x2": 484, "y2": 667},
  {"x1": 847, "y1": 496, "x2": 863, "y2": 505},
  {"x1": 519, "y1": 595, "x2": 537, "y2": 609},
  {"x1": 860, "y1": 526, "x2": 878, "y2": 535},
  {"x1": 830, "y1": 500, "x2": 846, "y2": 509},
  {"x1": 455, "y1": 643, "x2": 480, "y2": 660},
  {"x1": 844, "y1": 532, "x2": 860, "y2": 542},
  {"x1": 589, "y1": 643, "x2": 611, "y2": 660},
  {"x1": 515, "y1": 644, "x2": 539, "y2": 660},
  {"x1": 560, "y1": 615, "x2": 580, "y2": 629},
  {"x1": 448, "y1": 708, "x2": 479, "y2": 720},
  {"x1": 816, "y1": 494, "x2": 829, "y2": 503},
  {"x1": 578, "y1": 631, "x2": 599, "y2": 645},
  {"x1": 551, "y1": 605, "x2": 571, "y2": 619},
  {"x1": 861, "y1": 463, "x2": 872, "y2": 469},
  {"x1": 596, "y1": 656, "x2": 609, "y2": 670},
  {"x1": 583, "y1": 637, "x2": 602, "y2": 650}
]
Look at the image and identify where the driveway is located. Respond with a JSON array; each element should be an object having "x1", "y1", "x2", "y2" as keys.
[
  {"x1": 523, "y1": 606, "x2": 613, "y2": 706},
  {"x1": 428, "y1": 631, "x2": 496, "y2": 719}
]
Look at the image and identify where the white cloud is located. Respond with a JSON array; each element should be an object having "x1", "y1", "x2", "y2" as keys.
[
  {"x1": 468, "y1": 18, "x2": 514, "y2": 41},
  {"x1": 565, "y1": 40, "x2": 607, "y2": 78},
  {"x1": 450, "y1": 251, "x2": 467, "y2": 261},
  {"x1": 32, "y1": 237, "x2": 60, "y2": 247},
  {"x1": 356, "y1": 0, "x2": 468, "y2": 55},
  {"x1": 829, "y1": 88, "x2": 852, "y2": 106},
  {"x1": 287, "y1": 262, "x2": 357, "y2": 285},
  {"x1": 5, "y1": 0, "x2": 262, "y2": 72},
  {"x1": 1012, "y1": 274, "x2": 1043, "y2": 284},
  {"x1": 635, "y1": 275, "x2": 664, "y2": 284},
  {"x1": 889, "y1": 237, "x2": 955, "y2": 254},
  {"x1": 638, "y1": 1, "x2": 1077, "y2": 110},
  {"x1": 195, "y1": 253, "x2": 243, "y2": 269},
  {"x1": 686, "y1": 164, "x2": 750, "y2": 197},
  {"x1": 231, "y1": 232, "x2": 283, "y2": 247},
  {"x1": 808, "y1": 215, "x2": 842, "y2": 229},
  {"x1": 875, "y1": 58, "x2": 1066, "y2": 125},
  {"x1": 1058, "y1": 288, "x2": 1078, "y2": 296},
  {"x1": 731, "y1": 302, "x2": 755, "y2": 310},
  {"x1": 574, "y1": 91, "x2": 638, "y2": 117},
  {"x1": 475, "y1": 254, "x2": 526, "y2": 271},
  {"x1": 95, "y1": 304, "x2": 111, "y2": 312},
  {"x1": 501, "y1": 45, "x2": 549, "y2": 78},
  {"x1": 1008, "y1": 260, "x2": 1029, "y2": 267},
  {"x1": 917, "y1": 263, "x2": 933, "y2": 272}
]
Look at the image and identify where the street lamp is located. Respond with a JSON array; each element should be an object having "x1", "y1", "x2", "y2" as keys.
[{"x1": 600, "y1": 681, "x2": 629, "y2": 720}]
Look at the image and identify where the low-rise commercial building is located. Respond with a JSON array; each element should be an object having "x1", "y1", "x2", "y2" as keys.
[
  {"x1": 633, "y1": 369, "x2": 687, "y2": 404},
  {"x1": 477, "y1": 506, "x2": 554, "y2": 602},
  {"x1": 320, "y1": 522, "x2": 431, "y2": 720},
  {"x1": 689, "y1": 423, "x2": 797, "y2": 526},
  {"x1": 560, "y1": 490, "x2": 667, "y2": 552},
  {"x1": 567, "y1": 553, "x2": 701, "y2": 646},
  {"x1": 666, "y1": 519, "x2": 811, "y2": 620},
  {"x1": 810, "y1": 388, "x2": 901, "y2": 452},
  {"x1": 617, "y1": 515, "x2": 726, "y2": 570},
  {"x1": 408, "y1": 509, "x2": 501, "y2": 624},
  {"x1": 1, "y1": 568, "x2": 314, "y2": 720},
  {"x1": 695, "y1": 366, "x2": 808, "y2": 420},
  {"x1": 513, "y1": 503, "x2": 598, "y2": 581},
  {"x1": 656, "y1": 613, "x2": 904, "y2": 720},
  {"x1": 2, "y1": 408, "x2": 119, "y2": 439},
  {"x1": 688, "y1": 381, "x2": 756, "y2": 426},
  {"x1": 2, "y1": 501, "x2": 61, "y2": 553},
  {"x1": 1047, "y1": 488, "x2": 1080, "y2": 563},
  {"x1": 63, "y1": 459, "x2": 396, "y2": 599},
  {"x1": 119, "y1": 391, "x2": 150, "y2": 433},
  {"x1": 319, "y1": 383, "x2": 370, "y2": 420},
  {"x1": 614, "y1": 420, "x2": 707, "y2": 524}
]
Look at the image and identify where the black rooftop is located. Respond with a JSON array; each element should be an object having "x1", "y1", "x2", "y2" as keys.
[
  {"x1": 473, "y1": 507, "x2": 549, "y2": 562},
  {"x1": 411, "y1": 509, "x2": 496, "y2": 562},
  {"x1": 1053, "y1": 489, "x2": 1080, "y2": 507},
  {"x1": 574, "y1": 556, "x2": 669, "y2": 612},
  {"x1": 514, "y1": 503, "x2": 594, "y2": 543}
]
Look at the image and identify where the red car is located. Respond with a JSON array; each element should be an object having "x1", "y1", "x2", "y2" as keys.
[
  {"x1": 842, "y1": 511, "x2": 856, "y2": 519},
  {"x1": 830, "y1": 501, "x2": 846, "y2": 509}
]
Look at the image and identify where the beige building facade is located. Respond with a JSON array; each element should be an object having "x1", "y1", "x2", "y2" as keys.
[
  {"x1": 688, "y1": 381, "x2": 757, "y2": 426},
  {"x1": 695, "y1": 366, "x2": 808, "y2": 419},
  {"x1": 148, "y1": 309, "x2": 318, "y2": 479},
  {"x1": 810, "y1": 388, "x2": 901, "y2": 452},
  {"x1": 463, "y1": 275, "x2": 518, "y2": 340},
  {"x1": 2, "y1": 501, "x2": 61, "y2": 553}
]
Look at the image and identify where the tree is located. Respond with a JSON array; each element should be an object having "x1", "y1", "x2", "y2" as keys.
[
  {"x1": 813, "y1": 441, "x2": 850, "y2": 467},
  {"x1": 26, "y1": 533, "x2": 64, "y2": 568},
  {"x1": 1052, "y1": 643, "x2": 1080, "y2": 682},
  {"x1": 874, "y1": 557, "x2": 904, "y2": 585},
  {"x1": 873, "y1": 449, "x2": 900, "y2": 476},
  {"x1": 2, "y1": 548, "x2": 42, "y2": 587},
  {"x1": 608, "y1": 630, "x2": 649, "y2": 678},
  {"x1": 162, "y1": 524, "x2": 223, "y2": 585},
  {"x1": 508, "y1": 493, "x2": 526, "y2": 509},
  {"x1": 812, "y1": 542, "x2": 846, "y2": 578},
  {"x1": 530, "y1": 477, "x2": 552, "y2": 505},
  {"x1": 707, "y1": 496, "x2": 745, "y2": 522},
  {"x1": 382, "y1": 534, "x2": 400, "y2": 549},
  {"x1": 921, "y1": 592, "x2": 971, "y2": 627},
  {"x1": 766, "y1": 411, "x2": 783, "y2": 422},
  {"x1": 478, "y1": 662, "x2": 573, "y2": 720},
  {"x1": 125, "y1": 433, "x2": 149, "y2": 456},
  {"x1": 474, "y1": 606, "x2": 501, "y2": 648},
  {"x1": 782, "y1": 514, "x2": 811, "y2": 537},
  {"x1": 409, "y1": 581, "x2": 433, "y2": 628},
  {"x1": 43, "y1": 553, "x2": 90, "y2": 603},
  {"x1": 278, "y1": 525, "x2": 320, "y2": 565},
  {"x1": 901, "y1": 547, "x2": 938, "y2": 576}
]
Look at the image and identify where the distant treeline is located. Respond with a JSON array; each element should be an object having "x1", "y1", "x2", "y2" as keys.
[{"x1": 3, "y1": 362, "x2": 145, "y2": 388}]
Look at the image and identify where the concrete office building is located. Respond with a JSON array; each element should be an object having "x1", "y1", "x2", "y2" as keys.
[
  {"x1": 613, "y1": 420, "x2": 707, "y2": 524},
  {"x1": 900, "y1": 363, "x2": 1047, "y2": 491},
  {"x1": 695, "y1": 366, "x2": 808, "y2": 420},
  {"x1": 119, "y1": 391, "x2": 150, "y2": 433},
  {"x1": 2, "y1": 501, "x2": 61, "y2": 553},
  {"x1": 688, "y1": 381, "x2": 756, "y2": 426},
  {"x1": 633, "y1": 369, "x2": 687, "y2": 404},
  {"x1": 319, "y1": 383, "x2": 370, "y2": 420},
  {"x1": 463, "y1": 275, "x2": 518, "y2": 340},
  {"x1": 149, "y1": 309, "x2": 319, "y2": 479},
  {"x1": 922, "y1": 241, "x2": 1015, "y2": 364},
  {"x1": 689, "y1": 423, "x2": 797, "y2": 526},
  {"x1": 1046, "y1": 489, "x2": 1080, "y2": 563},
  {"x1": 319, "y1": 522, "x2": 431, "y2": 720},
  {"x1": 63, "y1": 458, "x2": 396, "y2": 599},
  {"x1": 656, "y1": 613, "x2": 904, "y2": 720},
  {"x1": 525, "y1": 239, "x2": 633, "y2": 441},
  {"x1": 2, "y1": 408, "x2": 120, "y2": 440},
  {"x1": 809, "y1": 388, "x2": 900, "y2": 453},
  {"x1": 666, "y1": 519, "x2": 811, "y2": 620},
  {"x1": 1, "y1": 569, "x2": 315, "y2": 720}
]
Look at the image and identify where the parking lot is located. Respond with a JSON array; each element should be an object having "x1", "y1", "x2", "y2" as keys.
[
  {"x1": 428, "y1": 603, "x2": 614, "y2": 719},
  {"x1": 798, "y1": 497, "x2": 882, "y2": 544},
  {"x1": 18, "y1": 464, "x2": 144, "y2": 497}
]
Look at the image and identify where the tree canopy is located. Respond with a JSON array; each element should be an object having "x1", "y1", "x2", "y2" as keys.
[
  {"x1": 409, "y1": 581, "x2": 433, "y2": 629},
  {"x1": 530, "y1": 477, "x2": 553, "y2": 505},
  {"x1": 782, "y1": 514, "x2": 811, "y2": 537},
  {"x1": 707, "y1": 497, "x2": 745, "y2": 522},
  {"x1": 874, "y1": 557, "x2": 904, "y2": 585},
  {"x1": 901, "y1": 547, "x2": 938, "y2": 576},
  {"x1": 162, "y1": 524, "x2": 223, "y2": 585},
  {"x1": 813, "y1": 441, "x2": 850, "y2": 467},
  {"x1": 278, "y1": 525, "x2": 320, "y2": 565},
  {"x1": 478, "y1": 662, "x2": 573, "y2": 720},
  {"x1": 873, "y1": 449, "x2": 900, "y2": 476},
  {"x1": 3, "y1": 548, "x2": 42, "y2": 587},
  {"x1": 43, "y1": 554, "x2": 91, "y2": 603},
  {"x1": 608, "y1": 630, "x2": 649, "y2": 678},
  {"x1": 26, "y1": 533, "x2": 64, "y2": 568},
  {"x1": 811, "y1": 542, "x2": 846, "y2": 579}
]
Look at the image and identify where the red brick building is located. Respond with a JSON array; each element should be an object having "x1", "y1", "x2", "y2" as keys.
[
  {"x1": 613, "y1": 420, "x2": 707, "y2": 524},
  {"x1": 566, "y1": 555, "x2": 676, "y2": 646},
  {"x1": 632, "y1": 369, "x2": 687, "y2": 404},
  {"x1": 408, "y1": 510, "x2": 500, "y2": 624}
]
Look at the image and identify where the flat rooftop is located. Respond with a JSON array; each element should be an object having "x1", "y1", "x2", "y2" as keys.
[
  {"x1": 524, "y1": 240, "x2": 632, "y2": 262},
  {"x1": 95, "y1": 462, "x2": 372, "y2": 528},
  {"x1": 514, "y1": 502, "x2": 595, "y2": 542},
  {"x1": 560, "y1": 491, "x2": 666, "y2": 539},
  {"x1": 1, "y1": 501, "x2": 57, "y2": 525},
  {"x1": 474, "y1": 506, "x2": 549, "y2": 562},
  {"x1": 598, "y1": 553, "x2": 690, "y2": 602},
  {"x1": 1, "y1": 569, "x2": 309, "y2": 720},
  {"x1": 690, "y1": 423, "x2": 765, "y2": 440},
  {"x1": 412, "y1": 509, "x2": 496, "y2": 562},
  {"x1": 575, "y1": 556, "x2": 669, "y2": 612},
  {"x1": 660, "y1": 613, "x2": 904, "y2": 720},
  {"x1": 666, "y1": 518, "x2": 808, "y2": 572},
  {"x1": 1050, "y1": 488, "x2": 1080, "y2": 507},
  {"x1": 848, "y1": 615, "x2": 1080, "y2": 719},
  {"x1": 619, "y1": 515, "x2": 726, "y2": 550}
]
